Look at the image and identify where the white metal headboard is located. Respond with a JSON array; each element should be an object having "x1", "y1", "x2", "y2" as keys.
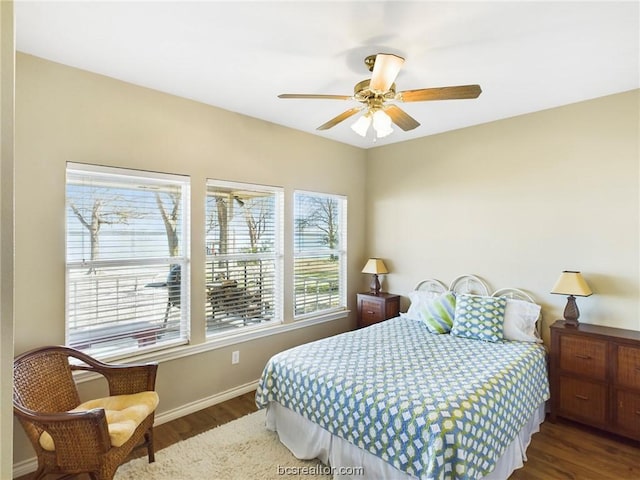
[
  {"x1": 491, "y1": 287, "x2": 536, "y2": 303},
  {"x1": 414, "y1": 279, "x2": 448, "y2": 298},
  {"x1": 449, "y1": 274, "x2": 490, "y2": 296}
]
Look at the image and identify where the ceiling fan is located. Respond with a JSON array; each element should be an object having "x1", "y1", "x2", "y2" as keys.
[{"x1": 278, "y1": 53, "x2": 482, "y2": 139}]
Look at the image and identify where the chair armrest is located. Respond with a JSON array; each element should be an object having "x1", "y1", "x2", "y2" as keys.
[
  {"x1": 70, "y1": 353, "x2": 158, "y2": 396},
  {"x1": 14, "y1": 403, "x2": 112, "y2": 466}
]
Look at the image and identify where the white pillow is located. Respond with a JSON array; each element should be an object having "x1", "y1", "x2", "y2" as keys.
[
  {"x1": 403, "y1": 290, "x2": 439, "y2": 321},
  {"x1": 502, "y1": 298, "x2": 542, "y2": 343}
]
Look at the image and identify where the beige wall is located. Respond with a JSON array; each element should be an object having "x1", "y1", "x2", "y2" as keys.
[
  {"x1": 13, "y1": 53, "x2": 367, "y2": 466},
  {"x1": 367, "y1": 90, "x2": 640, "y2": 338}
]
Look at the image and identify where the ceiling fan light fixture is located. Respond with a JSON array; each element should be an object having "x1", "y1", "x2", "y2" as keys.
[
  {"x1": 278, "y1": 53, "x2": 481, "y2": 138},
  {"x1": 351, "y1": 113, "x2": 372, "y2": 137},
  {"x1": 372, "y1": 110, "x2": 394, "y2": 138}
]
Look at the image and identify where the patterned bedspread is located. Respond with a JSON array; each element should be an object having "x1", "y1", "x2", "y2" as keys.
[{"x1": 255, "y1": 317, "x2": 550, "y2": 480}]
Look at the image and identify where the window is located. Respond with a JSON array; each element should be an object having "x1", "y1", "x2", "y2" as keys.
[
  {"x1": 66, "y1": 163, "x2": 190, "y2": 358},
  {"x1": 205, "y1": 180, "x2": 283, "y2": 335},
  {"x1": 293, "y1": 191, "x2": 347, "y2": 317}
]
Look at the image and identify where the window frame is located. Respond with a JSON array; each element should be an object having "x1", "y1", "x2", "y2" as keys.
[
  {"x1": 204, "y1": 179, "x2": 284, "y2": 337},
  {"x1": 65, "y1": 162, "x2": 191, "y2": 360},
  {"x1": 293, "y1": 190, "x2": 347, "y2": 320}
]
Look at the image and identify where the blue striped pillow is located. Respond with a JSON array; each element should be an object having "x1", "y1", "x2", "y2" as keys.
[{"x1": 418, "y1": 291, "x2": 456, "y2": 334}]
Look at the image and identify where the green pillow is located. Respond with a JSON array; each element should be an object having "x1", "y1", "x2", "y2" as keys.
[
  {"x1": 451, "y1": 294, "x2": 506, "y2": 342},
  {"x1": 419, "y1": 291, "x2": 456, "y2": 334}
]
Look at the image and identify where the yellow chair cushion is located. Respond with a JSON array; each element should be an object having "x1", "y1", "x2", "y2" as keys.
[{"x1": 39, "y1": 391, "x2": 159, "y2": 451}]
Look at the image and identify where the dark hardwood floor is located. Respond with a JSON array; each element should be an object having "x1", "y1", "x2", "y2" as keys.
[
  {"x1": 147, "y1": 391, "x2": 259, "y2": 454},
  {"x1": 16, "y1": 391, "x2": 640, "y2": 479},
  {"x1": 509, "y1": 415, "x2": 640, "y2": 479}
]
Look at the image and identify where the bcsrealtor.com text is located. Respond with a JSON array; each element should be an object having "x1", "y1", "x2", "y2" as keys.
[{"x1": 276, "y1": 465, "x2": 364, "y2": 476}]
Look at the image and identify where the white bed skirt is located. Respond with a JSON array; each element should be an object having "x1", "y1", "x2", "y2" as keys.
[{"x1": 265, "y1": 401, "x2": 546, "y2": 479}]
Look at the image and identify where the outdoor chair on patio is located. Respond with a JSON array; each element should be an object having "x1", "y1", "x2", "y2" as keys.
[
  {"x1": 13, "y1": 345, "x2": 159, "y2": 480},
  {"x1": 145, "y1": 264, "x2": 181, "y2": 325}
]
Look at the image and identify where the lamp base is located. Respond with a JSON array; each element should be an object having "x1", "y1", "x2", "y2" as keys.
[
  {"x1": 369, "y1": 274, "x2": 381, "y2": 295},
  {"x1": 563, "y1": 295, "x2": 580, "y2": 327}
]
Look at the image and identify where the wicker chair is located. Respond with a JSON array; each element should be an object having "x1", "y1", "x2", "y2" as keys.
[{"x1": 13, "y1": 345, "x2": 159, "y2": 480}]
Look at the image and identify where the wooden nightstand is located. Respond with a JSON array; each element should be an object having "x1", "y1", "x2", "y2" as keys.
[
  {"x1": 550, "y1": 320, "x2": 640, "y2": 440},
  {"x1": 356, "y1": 292, "x2": 400, "y2": 328}
]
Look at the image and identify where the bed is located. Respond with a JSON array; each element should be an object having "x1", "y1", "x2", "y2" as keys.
[{"x1": 256, "y1": 275, "x2": 549, "y2": 479}]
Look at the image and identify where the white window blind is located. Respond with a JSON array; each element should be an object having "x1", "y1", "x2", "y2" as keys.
[
  {"x1": 66, "y1": 163, "x2": 190, "y2": 358},
  {"x1": 205, "y1": 180, "x2": 283, "y2": 335},
  {"x1": 293, "y1": 191, "x2": 347, "y2": 318}
]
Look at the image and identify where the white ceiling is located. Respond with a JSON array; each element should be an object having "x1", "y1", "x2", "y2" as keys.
[{"x1": 14, "y1": 1, "x2": 640, "y2": 149}]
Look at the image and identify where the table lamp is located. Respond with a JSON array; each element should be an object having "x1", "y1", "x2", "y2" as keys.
[
  {"x1": 362, "y1": 258, "x2": 388, "y2": 295},
  {"x1": 551, "y1": 270, "x2": 593, "y2": 327}
]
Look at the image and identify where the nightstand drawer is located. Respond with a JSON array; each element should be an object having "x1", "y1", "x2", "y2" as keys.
[
  {"x1": 360, "y1": 300, "x2": 383, "y2": 324},
  {"x1": 356, "y1": 293, "x2": 400, "y2": 328},
  {"x1": 559, "y1": 335, "x2": 607, "y2": 380},
  {"x1": 559, "y1": 376, "x2": 607, "y2": 424},
  {"x1": 616, "y1": 345, "x2": 640, "y2": 389},
  {"x1": 614, "y1": 389, "x2": 640, "y2": 437}
]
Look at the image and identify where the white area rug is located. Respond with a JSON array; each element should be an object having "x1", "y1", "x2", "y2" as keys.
[{"x1": 115, "y1": 409, "x2": 331, "y2": 480}]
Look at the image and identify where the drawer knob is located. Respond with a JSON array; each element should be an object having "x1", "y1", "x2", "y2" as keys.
[
  {"x1": 366, "y1": 311, "x2": 375, "y2": 314},
  {"x1": 575, "y1": 394, "x2": 589, "y2": 401},
  {"x1": 575, "y1": 354, "x2": 592, "y2": 360},
  {"x1": 636, "y1": 410, "x2": 640, "y2": 416}
]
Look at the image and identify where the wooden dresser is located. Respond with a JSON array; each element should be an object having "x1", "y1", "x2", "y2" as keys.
[
  {"x1": 356, "y1": 292, "x2": 400, "y2": 328},
  {"x1": 549, "y1": 320, "x2": 640, "y2": 440}
]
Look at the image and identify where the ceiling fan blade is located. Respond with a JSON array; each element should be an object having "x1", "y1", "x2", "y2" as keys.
[
  {"x1": 369, "y1": 53, "x2": 405, "y2": 93},
  {"x1": 398, "y1": 84, "x2": 482, "y2": 102},
  {"x1": 384, "y1": 105, "x2": 420, "y2": 131},
  {"x1": 317, "y1": 107, "x2": 362, "y2": 131},
  {"x1": 278, "y1": 94, "x2": 352, "y2": 100}
]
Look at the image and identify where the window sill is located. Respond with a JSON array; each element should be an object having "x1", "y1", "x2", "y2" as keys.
[{"x1": 75, "y1": 309, "x2": 349, "y2": 384}]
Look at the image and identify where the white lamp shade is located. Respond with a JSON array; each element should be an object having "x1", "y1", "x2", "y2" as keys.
[
  {"x1": 372, "y1": 110, "x2": 394, "y2": 138},
  {"x1": 551, "y1": 271, "x2": 592, "y2": 296},
  {"x1": 361, "y1": 258, "x2": 389, "y2": 275},
  {"x1": 351, "y1": 114, "x2": 371, "y2": 137}
]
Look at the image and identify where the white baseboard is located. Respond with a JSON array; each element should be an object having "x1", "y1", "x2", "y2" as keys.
[
  {"x1": 12, "y1": 457, "x2": 35, "y2": 479},
  {"x1": 154, "y1": 379, "x2": 259, "y2": 426},
  {"x1": 12, "y1": 380, "x2": 260, "y2": 478}
]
